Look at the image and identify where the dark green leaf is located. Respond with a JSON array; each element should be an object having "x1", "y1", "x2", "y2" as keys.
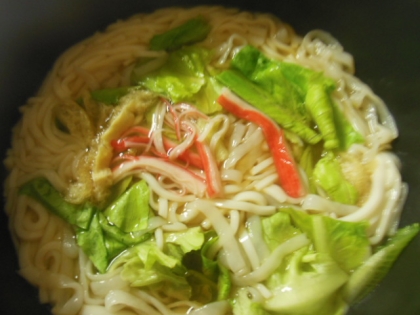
[
  {"x1": 186, "y1": 270, "x2": 218, "y2": 303},
  {"x1": 91, "y1": 87, "x2": 132, "y2": 105},
  {"x1": 150, "y1": 17, "x2": 211, "y2": 51},
  {"x1": 98, "y1": 212, "x2": 152, "y2": 246},
  {"x1": 19, "y1": 177, "x2": 95, "y2": 229}
]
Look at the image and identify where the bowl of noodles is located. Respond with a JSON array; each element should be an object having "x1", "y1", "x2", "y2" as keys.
[{"x1": 1, "y1": 1, "x2": 420, "y2": 315}]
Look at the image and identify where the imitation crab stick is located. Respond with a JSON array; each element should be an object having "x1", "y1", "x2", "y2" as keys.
[
  {"x1": 195, "y1": 140, "x2": 223, "y2": 198},
  {"x1": 111, "y1": 132, "x2": 203, "y2": 169},
  {"x1": 217, "y1": 88, "x2": 305, "y2": 198}
]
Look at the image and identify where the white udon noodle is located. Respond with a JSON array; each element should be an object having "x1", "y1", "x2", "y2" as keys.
[{"x1": 3, "y1": 6, "x2": 404, "y2": 315}]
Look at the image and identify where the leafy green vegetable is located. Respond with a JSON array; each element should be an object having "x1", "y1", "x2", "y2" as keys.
[
  {"x1": 230, "y1": 45, "x2": 308, "y2": 117},
  {"x1": 150, "y1": 17, "x2": 211, "y2": 51},
  {"x1": 115, "y1": 241, "x2": 192, "y2": 300},
  {"x1": 134, "y1": 47, "x2": 207, "y2": 98},
  {"x1": 97, "y1": 212, "x2": 152, "y2": 246},
  {"x1": 283, "y1": 208, "x2": 370, "y2": 273},
  {"x1": 133, "y1": 46, "x2": 222, "y2": 114},
  {"x1": 332, "y1": 102, "x2": 365, "y2": 151},
  {"x1": 20, "y1": 177, "x2": 155, "y2": 273},
  {"x1": 186, "y1": 270, "x2": 218, "y2": 303},
  {"x1": 343, "y1": 223, "x2": 420, "y2": 304},
  {"x1": 103, "y1": 234, "x2": 127, "y2": 263},
  {"x1": 245, "y1": 208, "x2": 373, "y2": 314},
  {"x1": 108, "y1": 227, "x2": 213, "y2": 302},
  {"x1": 77, "y1": 212, "x2": 108, "y2": 273},
  {"x1": 98, "y1": 180, "x2": 154, "y2": 254},
  {"x1": 165, "y1": 226, "x2": 205, "y2": 253},
  {"x1": 259, "y1": 210, "x2": 352, "y2": 314},
  {"x1": 278, "y1": 60, "x2": 335, "y2": 96},
  {"x1": 227, "y1": 45, "x2": 363, "y2": 149},
  {"x1": 19, "y1": 177, "x2": 95, "y2": 229},
  {"x1": 199, "y1": 231, "x2": 220, "y2": 281},
  {"x1": 305, "y1": 84, "x2": 339, "y2": 149},
  {"x1": 91, "y1": 86, "x2": 133, "y2": 105},
  {"x1": 181, "y1": 231, "x2": 232, "y2": 303},
  {"x1": 104, "y1": 176, "x2": 133, "y2": 208},
  {"x1": 322, "y1": 217, "x2": 371, "y2": 272},
  {"x1": 216, "y1": 69, "x2": 322, "y2": 144},
  {"x1": 130, "y1": 55, "x2": 169, "y2": 84},
  {"x1": 104, "y1": 180, "x2": 151, "y2": 232},
  {"x1": 217, "y1": 265, "x2": 231, "y2": 301},
  {"x1": 232, "y1": 287, "x2": 274, "y2": 315},
  {"x1": 264, "y1": 247, "x2": 349, "y2": 315},
  {"x1": 313, "y1": 152, "x2": 359, "y2": 205},
  {"x1": 261, "y1": 211, "x2": 302, "y2": 251},
  {"x1": 77, "y1": 191, "x2": 153, "y2": 272}
]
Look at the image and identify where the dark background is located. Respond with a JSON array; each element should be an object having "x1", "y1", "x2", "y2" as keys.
[{"x1": 1, "y1": 0, "x2": 420, "y2": 314}]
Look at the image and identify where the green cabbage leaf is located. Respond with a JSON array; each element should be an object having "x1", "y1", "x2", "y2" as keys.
[
  {"x1": 132, "y1": 46, "x2": 222, "y2": 114},
  {"x1": 225, "y1": 45, "x2": 363, "y2": 150}
]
